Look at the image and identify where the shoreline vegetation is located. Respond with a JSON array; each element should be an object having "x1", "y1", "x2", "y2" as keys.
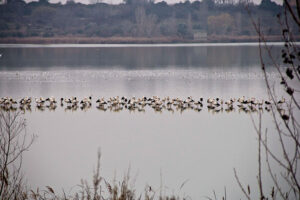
[{"x1": 0, "y1": 35, "x2": 296, "y2": 44}]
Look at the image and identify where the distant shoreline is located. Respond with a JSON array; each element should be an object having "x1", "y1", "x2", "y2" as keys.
[{"x1": 0, "y1": 35, "x2": 295, "y2": 44}]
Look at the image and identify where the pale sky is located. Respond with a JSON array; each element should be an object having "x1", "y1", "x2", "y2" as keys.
[{"x1": 43, "y1": 0, "x2": 282, "y2": 5}]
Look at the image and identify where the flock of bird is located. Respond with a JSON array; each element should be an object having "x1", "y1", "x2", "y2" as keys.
[{"x1": 0, "y1": 95, "x2": 288, "y2": 115}]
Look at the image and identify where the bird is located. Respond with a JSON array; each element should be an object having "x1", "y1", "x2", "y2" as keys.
[
  {"x1": 277, "y1": 97, "x2": 285, "y2": 104},
  {"x1": 265, "y1": 100, "x2": 271, "y2": 105}
]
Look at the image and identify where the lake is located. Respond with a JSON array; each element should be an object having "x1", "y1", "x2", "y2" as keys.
[{"x1": 0, "y1": 43, "x2": 294, "y2": 199}]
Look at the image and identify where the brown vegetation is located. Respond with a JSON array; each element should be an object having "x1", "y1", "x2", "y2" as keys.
[
  {"x1": 0, "y1": 35, "x2": 295, "y2": 44},
  {"x1": 0, "y1": 111, "x2": 35, "y2": 200}
]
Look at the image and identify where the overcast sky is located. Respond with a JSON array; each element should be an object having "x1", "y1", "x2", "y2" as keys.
[{"x1": 39, "y1": 0, "x2": 282, "y2": 5}]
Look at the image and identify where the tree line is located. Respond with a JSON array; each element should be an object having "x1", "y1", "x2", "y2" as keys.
[{"x1": 0, "y1": 0, "x2": 293, "y2": 40}]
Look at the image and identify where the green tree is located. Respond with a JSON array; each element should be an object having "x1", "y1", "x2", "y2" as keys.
[{"x1": 32, "y1": 6, "x2": 56, "y2": 24}]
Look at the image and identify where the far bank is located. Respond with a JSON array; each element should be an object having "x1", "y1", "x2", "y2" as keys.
[{"x1": 0, "y1": 35, "x2": 295, "y2": 44}]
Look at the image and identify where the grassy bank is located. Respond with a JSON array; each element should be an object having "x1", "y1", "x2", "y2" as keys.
[{"x1": 0, "y1": 35, "x2": 292, "y2": 44}]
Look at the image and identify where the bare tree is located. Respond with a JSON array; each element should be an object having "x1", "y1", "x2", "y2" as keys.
[
  {"x1": 135, "y1": 7, "x2": 157, "y2": 37},
  {"x1": 89, "y1": 0, "x2": 103, "y2": 5},
  {"x1": 234, "y1": 2, "x2": 300, "y2": 200},
  {"x1": 0, "y1": 111, "x2": 35, "y2": 200}
]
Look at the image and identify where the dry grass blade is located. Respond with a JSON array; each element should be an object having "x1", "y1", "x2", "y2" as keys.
[
  {"x1": 179, "y1": 180, "x2": 189, "y2": 191},
  {"x1": 46, "y1": 186, "x2": 55, "y2": 194}
]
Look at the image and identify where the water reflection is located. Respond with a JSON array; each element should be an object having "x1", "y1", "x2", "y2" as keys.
[{"x1": 0, "y1": 45, "x2": 281, "y2": 70}]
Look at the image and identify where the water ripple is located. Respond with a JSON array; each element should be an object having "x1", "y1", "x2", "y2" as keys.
[{"x1": 0, "y1": 70, "x2": 279, "y2": 83}]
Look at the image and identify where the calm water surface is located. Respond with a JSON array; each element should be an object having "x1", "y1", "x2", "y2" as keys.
[{"x1": 0, "y1": 43, "x2": 293, "y2": 199}]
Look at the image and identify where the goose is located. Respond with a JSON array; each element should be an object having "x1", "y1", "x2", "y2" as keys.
[
  {"x1": 47, "y1": 97, "x2": 57, "y2": 104},
  {"x1": 154, "y1": 100, "x2": 163, "y2": 106},
  {"x1": 225, "y1": 99, "x2": 233, "y2": 106},
  {"x1": 36, "y1": 104, "x2": 45, "y2": 111},
  {"x1": 50, "y1": 97, "x2": 57, "y2": 103},
  {"x1": 213, "y1": 100, "x2": 221, "y2": 107},
  {"x1": 187, "y1": 96, "x2": 194, "y2": 103},
  {"x1": 265, "y1": 100, "x2": 271, "y2": 105},
  {"x1": 194, "y1": 100, "x2": 203, "y2": 107},
  {"x1": 64, "y1": 98, "x2": 72, "y2": 104},
  {"x1": 72, "y1": 98, "x2": 79, "y2": 105},
  {"x1": 237, "y1": 97, "x2": 243, "y2": 103},
  {"x1": 166, "y1": 100, "x2": 173, "y2": 106},
  {"x1": 20, "y1": 99, "x2": 31, "y2": 106},
  {"x1": 80, "y1": 99, "x2": 90, "y2": 105},
  {"x1": 277, "y1": 97, "x2": 285, "y2": 104},
  {"x1": 35, "y1": 97, "x2": 45, "y2": 105},
  {"x1": 207, "y1": 97, "x2": 214, "y2": 104},
  {"x1": 19, "y1": 97, "x2": 26, "y2": 104},
  {"x1": 241, "y1": 99, "x2": 249, "y2": 105},
  {"x1": 96, "y1": 97, "x2": 105, "y2": 103},
  {"x1": 24, "y1": 97, "x2": 32, "y2": 105},
  {"x1": 250, "y1": 97, "x2": 256, "y2": 105},
  {"x1": 100, "y1": 100, "x2": 108, "y2": 106},
  {"x1": 211, "y1": 98, "x2": 222, "y2": 107},
  {"x1": 1, "y1": 97, "x2": 9, "y2": 105},
  {"x1": 238, "y1": 96, "x2": 248, "y2": 104},
  {"x1": 138, "y1": 101, "x2": 146, "y2": 107},
  {"x1": 9, "y1": 98, "x2": 17, "y2": 104}
]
